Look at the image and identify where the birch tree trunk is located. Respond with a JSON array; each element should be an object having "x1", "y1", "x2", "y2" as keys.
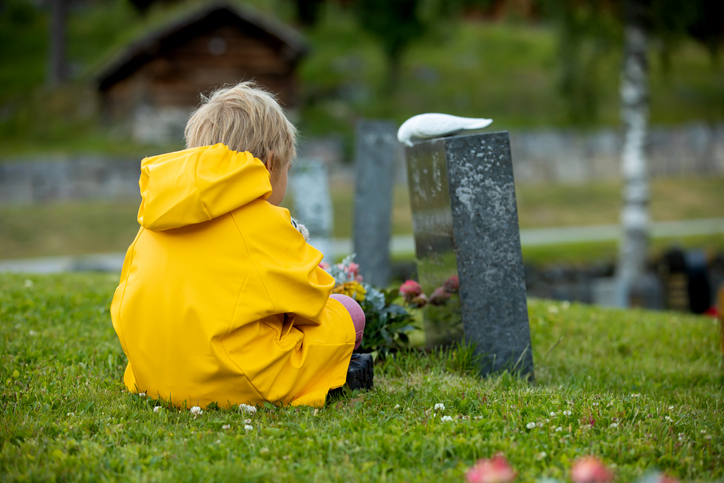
[
  {"x1": 47, "y1": 0, "x2": 68, "y2": 87},
  {"x1": 616, "y1": 0, "x2": 649, "y2": 307}
]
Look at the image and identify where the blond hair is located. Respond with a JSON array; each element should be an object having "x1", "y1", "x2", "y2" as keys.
[{"x1": 185, "y1": 81, "x2": 297, "y2": 169}]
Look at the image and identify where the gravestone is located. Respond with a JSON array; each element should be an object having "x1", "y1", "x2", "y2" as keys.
[
  {"x1": 353, "y1": 120, "x2": 398, "y2": 287},
  {"x1": 405, "y1": 131, "x2": 534, "y2": 378},
  {"x1": 628, "y1": 272, "x2": 665, "y2": 310},
  {"x1": 289, "y1": 158, "x2": 334, "y2": 263},
  {"x1": 657, "y1": 248, "x2": 690, "y2": 311},
  {"x1": 685, "y1": 250, "x2": 711, "y2": 314}
]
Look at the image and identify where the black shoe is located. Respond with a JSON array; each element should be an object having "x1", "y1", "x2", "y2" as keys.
[
  {"x1": 345, "y1": 353, "x2": 374, "y2": 391},
  {"x1": 328, "y1": 353, "x2": 374, "y2": 398}
]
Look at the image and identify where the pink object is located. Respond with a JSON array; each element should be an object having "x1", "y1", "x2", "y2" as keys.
[
  {"x1": 465, "y1": 453, "x2": 517, "y2": 483},
  {"x1": 347, "y1": 262, "x2": 360, "y2": 278},
  {"x1": 429, "y1": 286, "x2": 451, "y2": 305},
  {"x1": 571, "y1": 456, "x2": 614, "y2": 483},
  {"x1": 411, "y1": 293, "x2": 428, "y2": 308},
  {"x1": 399, "y1": 280, "x2": 422, "y2": 302},
  {"x1": 330, "y1": 294, "x2": 365, "y2": 350},
  {"x1": 444, "y1": 275, "x2": 459, "y2": 293}
]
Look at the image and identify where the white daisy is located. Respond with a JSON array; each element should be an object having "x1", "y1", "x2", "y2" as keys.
[{"x1": 239, "y1": 404, "x2": 257, "y2": 414}]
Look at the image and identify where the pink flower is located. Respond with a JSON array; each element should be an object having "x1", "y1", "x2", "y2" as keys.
[
  {"x1": 443, "y1": 275, "x2": 459, "y2": 293},
  {"x1": 571, "y1": 456, "x2": 614, "y2": 483},
  {"x1": 466, "y1": 453, "x2": 517, "y2": 483},
  {"x1": 429, "y1": 287, "x2": 451, "y2": 305},
  {"x1": 411, "y1": 293, "x2": 428, "y2": 308},
  {"x1": 656, "y1": 475, "x2": 680, "y2": 483},
  {"x1": 399, "y1": 280, "x2": 422, "y2": 302},
  {"x1": 347, "y1": 262, "x2": 360, "y2": 277},
  {"x1": 319, "y1": 262, "x2": 330, "y2": 270}
]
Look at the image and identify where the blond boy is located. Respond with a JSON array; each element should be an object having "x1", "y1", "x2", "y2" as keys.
[{"x1": 111, "y1": 82, "x2": 368, "y2": 408}]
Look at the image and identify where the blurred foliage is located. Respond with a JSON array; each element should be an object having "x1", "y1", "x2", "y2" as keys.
[
  {"x1": 351, "y1": 0, "x2": 426, "y2": 94},
  {"x1": 0, "y1": 0, "x2": 723, "y2": 154},
  {"x1": 543, "y1": 0, "x2": 724, "y2": 124}
]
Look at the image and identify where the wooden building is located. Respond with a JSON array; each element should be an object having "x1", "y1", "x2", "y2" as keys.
[{"x1": 95, "y1": 2, "x2": 308, "y2": 144}]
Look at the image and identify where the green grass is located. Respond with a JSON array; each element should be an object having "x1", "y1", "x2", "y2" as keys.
[
  {"x1": 0, "y1": 273, "x2": 722, "y2": 481},
  {"x1": 2, "y1": 176, "x2": 723, "y2": 262},
  {"x1": 521, "y1": 234, "x2": 724, "y2": 267}
]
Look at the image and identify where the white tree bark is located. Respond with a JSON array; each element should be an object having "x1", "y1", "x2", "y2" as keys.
[{"x1": 616, "y1": 2, "x2": 649, "y2": 307}]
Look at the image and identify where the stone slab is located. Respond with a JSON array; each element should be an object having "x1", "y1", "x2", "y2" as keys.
[
  {"x1": 289, "y1": 157, "x2": 334, "y2": 262},
  {"x1": 353, "y1": 120, "x2": 397, "y2": 287},
  {"x1": 405, "y1": 131, "x2": 534, "y2": 378}
]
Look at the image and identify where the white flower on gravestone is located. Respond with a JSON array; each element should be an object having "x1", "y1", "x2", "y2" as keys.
[{"x1": 397, "y1": 113, "x2": 493, "y2": 147}]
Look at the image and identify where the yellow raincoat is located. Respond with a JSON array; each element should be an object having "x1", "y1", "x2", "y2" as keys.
[{"x1": 110, "y1": 144, "x2": 355, "y2": 408}]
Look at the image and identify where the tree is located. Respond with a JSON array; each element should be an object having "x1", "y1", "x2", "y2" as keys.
[
  {"x1": 546, "y1": 0, "x2": 723, "y2": 306},
  {"x1": 352, "y1": 0, "x2": 426, "y2": 94},
  {"x1": 616, "y1": 0, "x2": 650, "y2": 307},
  {"x1": 47, "y1": 0, "x2": 68, "y2": 87},
  {"x1": 294, "y1": 0, "x2": 325, "y2": 26}
]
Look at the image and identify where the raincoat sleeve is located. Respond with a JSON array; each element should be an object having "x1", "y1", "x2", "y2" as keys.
[{"x1": 232, "y1": 201, "x2": 337, "y2": 320}]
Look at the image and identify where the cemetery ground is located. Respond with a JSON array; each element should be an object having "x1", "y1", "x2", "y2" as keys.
[
  {"x1": 1, "y1": 176, "x2": 724, "y2": 261},
  {"x1": 1, "y1": 273, "x2": 722, "y2": 481}
]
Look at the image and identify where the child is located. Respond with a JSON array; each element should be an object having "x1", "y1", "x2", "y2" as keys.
[{"x1": 110, "y1": 82, "x2": 369, "y2": 409}]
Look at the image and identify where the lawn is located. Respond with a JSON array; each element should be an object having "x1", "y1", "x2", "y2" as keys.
[
  {"x1": 1, "y1": 176, "x2": 723, "y2": 262},
  {"x1": 0, "y1": 273, "x2": 721, "y2": 481}
]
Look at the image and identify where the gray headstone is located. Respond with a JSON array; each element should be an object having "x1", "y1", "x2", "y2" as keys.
[
  {"x1": 592, "y1": 277, "x2": 618, "y2": 307},
  {"x1": 629, "y1": 272, "x2": 665, "y2": 310},
  {"x1": 353, "y1": 120, "x2": 397, "y2": 287},
  {"x1": 289, "y1": 158, "x2": 334, "y2": 263},
  {"x1": 405, "y1": 131, "x2": 534, "y2": 378}
]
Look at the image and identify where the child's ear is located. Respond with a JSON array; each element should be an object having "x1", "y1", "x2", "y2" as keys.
[{"x1": 263, "y1": 150, "x2": 275, "y2": 172}]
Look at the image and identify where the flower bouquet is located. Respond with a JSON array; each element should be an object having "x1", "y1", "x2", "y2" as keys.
[
  {"x1": 399, "y1": 275, "x2": 463, "y2": 348},
  {"x1": 323, "y1": 255, "x2": 416, "y2": 357}
]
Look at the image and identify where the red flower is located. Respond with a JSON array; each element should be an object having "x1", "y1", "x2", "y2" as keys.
[
  {"x1": 571, "y1": 456, "x2": 614, "y2": 483},
  {"x1": 429, "y1": 287, "x2": 451, "y2": 305},
  {"x1": 399, "y1": 280, "x2": 422, "y2": 302},
  {"x1": 466, "y1": 453, "x2": 517, "y2": 483},
  {"x1": 443, "y1": 275, "x2": 459, "y2": 293},
  {"x1": 319, "y1": 262, "x2": 330, "y2": 270}
]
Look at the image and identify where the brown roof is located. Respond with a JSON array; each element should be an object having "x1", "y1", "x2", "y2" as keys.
[{"x1": 96, "y1": 2, "x2": 309, "y2": 91}]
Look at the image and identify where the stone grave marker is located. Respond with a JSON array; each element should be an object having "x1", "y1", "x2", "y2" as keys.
[
  {"x1": 657, "y1": 247, "x2": 689, "y2": 311},
  {"x1": 405, "y1": 131, "x2": 534, "y2": 378},
  {"x1": 353, "y1": 120, "x2": 398, "y2": 287},
  {"x1": 289, "y1": 158, "x2": 334, "y2": 263}
]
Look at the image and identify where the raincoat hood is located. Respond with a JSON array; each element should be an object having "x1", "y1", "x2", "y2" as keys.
[{"x1": 138, "y1": 143, "x2": 272, "y2": 231}]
